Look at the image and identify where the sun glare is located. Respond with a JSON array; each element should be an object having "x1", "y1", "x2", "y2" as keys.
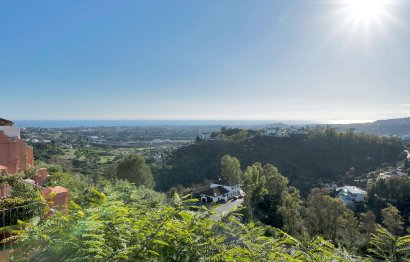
[
  {"x1": 345, "y1": 0, "x2": 387, "y2": 21},
  {"x1": 327, "y1": 0, "x2": 402, "y2": 41},
  {"x1": 344, "y1": 0, "x2": 389, "y2": 23}
]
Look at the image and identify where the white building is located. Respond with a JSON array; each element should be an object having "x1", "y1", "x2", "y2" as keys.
[
  {"x1": 192, "y1": 179, "x2": 241, "y2": 203},
  {"x1": 288, "y1": 128, "x2": 308, "y2": 136},
  {"x1": 198, "y1": 132, "x2": 212, "y2": 140},
  {"x1": 337, "y1": 186, "x2": 366, "y2": 206}
]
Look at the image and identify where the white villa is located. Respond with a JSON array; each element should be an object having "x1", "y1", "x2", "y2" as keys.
[
  {"x1": 192, "y1": 179, "x2": 241, "y2": 203},
  {"x1": 337, "y1": 186, "x2": 366, "y2": 206}
]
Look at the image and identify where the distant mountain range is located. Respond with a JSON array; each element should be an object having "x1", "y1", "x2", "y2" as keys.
[{"x1": 328, "y1": 117, "x2": 410, "y2": 137}]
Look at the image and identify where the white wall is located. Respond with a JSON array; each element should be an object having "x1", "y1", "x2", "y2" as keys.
[{"x1": 0, "y1": 127, "x2": 20, "y2": 139}]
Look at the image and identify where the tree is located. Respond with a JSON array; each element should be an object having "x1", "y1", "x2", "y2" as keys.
[
  {"x1": 47, "y1": 172, "x2": 90, "y2": 202},
  {"x1": 115, "y1": 154, "x2": 154, "y2": 188},
  {"x1": 242, "y1": 163, "x2": 264, "y2": 221},
  {"x1": 304, "y1": 188, "x2": 358, "y2": 244},
  {"x1": 242, "y1": 162, "x2": 301, "y2": 228},
  {"x1": 339, "y1": 208, "x2": 359, "y2": 250},
  {"x1": 159, "y1": 127, "x2": 404, "y2": 193},
  {"x1": 344, "y1": 167, "x2": 356, "y2": 184},
  {"x1": 367, "y1": 176, "x2": 410, "y2": 205},
  {"x1": 359, "y1": 211, "x2": 376, "y2": 241},
  {"x1": 277, "y1": 187, "x2": 303, "y2": 236},
  {"x1": 220, "y1": 155, "x2": 242, "y2": 185},
  {"x1": 382, "y1": 204, "x2": 404, "y2": 235}
]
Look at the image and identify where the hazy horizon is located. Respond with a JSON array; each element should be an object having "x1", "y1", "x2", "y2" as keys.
[{"x1": 9, "y1": 118, "x2": 382, "y2": 129}]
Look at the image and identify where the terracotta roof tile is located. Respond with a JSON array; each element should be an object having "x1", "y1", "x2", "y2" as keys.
[{"x1": 0, "y1": 118, "x2": 13, "y2": 126}]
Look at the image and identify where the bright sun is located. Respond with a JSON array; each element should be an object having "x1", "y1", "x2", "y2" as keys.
[
  {"x1": 329, "y1": 0, "x2": 403, "y2": 42},
  {"x1": 345, "y1": 0, "x2": 387, "y2": 21}
]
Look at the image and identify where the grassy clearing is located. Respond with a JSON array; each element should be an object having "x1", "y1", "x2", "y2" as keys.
[
  {"x1": 98, "y1": 156, "x2": 116, "y2": 164},
  {"x1": 57, "y1": 147, "x2": 151, "y2": 164},
  {"x1": 59, "y1": 149, "x2": 76, "y2": 160}
]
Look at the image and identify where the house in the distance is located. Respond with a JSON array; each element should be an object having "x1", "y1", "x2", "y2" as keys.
[
  {"x1": 377, "y1": 168, "x2": 408, "y2": 180},
  {"x1": 337, "y1": 186, "x2": 366, "y2": 206},
  {"x1": 191, "y1": 179, "x2": 241, "y2": 203}
]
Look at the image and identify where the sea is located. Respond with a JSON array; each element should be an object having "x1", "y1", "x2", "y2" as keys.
[{"x1": 13, "y1": 120, "x2": 315, "y2": 129}]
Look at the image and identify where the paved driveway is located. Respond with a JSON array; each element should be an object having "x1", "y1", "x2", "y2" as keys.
[{"x1": 210, "y1": 198, "x2": 244, "y2": 220}]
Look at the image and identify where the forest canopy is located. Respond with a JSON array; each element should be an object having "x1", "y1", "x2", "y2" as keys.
[{"x1": 155, "y1": 127, "x2": 404, "y2": 194}]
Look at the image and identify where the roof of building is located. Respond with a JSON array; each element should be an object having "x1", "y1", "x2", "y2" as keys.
[
  {"x1": 192, "y1": 185, "x2": 211, "y2": 194},
  {"x1": 193, "y1": 185, "x2": 230, "y2": 197},
  {"x1": 338, "y1": 186, "x2": 366, "y2": 194},
  {"x1": 211, "y1": 179, "x2": 231, "y2": 186},
  {"x1": 0, "y1": 118, "x2": 13, "y2": 126}
]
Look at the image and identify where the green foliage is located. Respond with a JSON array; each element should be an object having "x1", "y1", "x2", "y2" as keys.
[
  {"x1": 277, "y1": 187, "x2": 303, "y2": 236},
  {"x1": 113, "y1": 154, "x2": 154, "y2": 188},
  {"x1": 368, "y1": 224, "x2": 410, "y2": 261},
  {"x1": 6, "y1": 174, "x2": 44, "y2": 202},
  {"x1": 221, "y1": 155, "x2": 242, "y2": 185},
  {"x1": 242, "y1": 162, "x2": 302, "y2": 231},
  {"x1": 15, "y1": 126, "x2": 410, "y2": 261},
  {"x1": 304, "y1": 188, "x2": 359, "y2": 248},
  {"x1": 210, "y1": 127, "x2": 258, "y2": 141},
  {"x1": 46, "y1": 172, "x2": 90, "y2": 202},
  {"x1": 367, "y1": 176, "x2": 410, "y2": 206},
  {"x1": 157, "y1": 127, "x2": 403, "y2": 194},
  {"x1": 359, "y1": 211, "x2": 376, "y2": 242},
  {"x1": 0, "y1": 175, "x2": 45, "y2": 229},
  {"x1": 8, "y1": 182, "x2": 362, "y2": 262},
  {"x1": 32, "y1": 142, "x2": 65, "y2": 162},
  {"x1": 77, "y1": 188, "x2": 107, "y2": 208},
  {"x1": 34, "y1": 161, "x2": 63, "y2": 174},
  {"x1": 381, "y1": 204, "x2": 404, "y2": 236},
  {"x1": 0, "y1": 197, "x2": 30, "y2": 209},
  {"x1": 98, "y1": 180, "x2": 166, "y2": 208}
]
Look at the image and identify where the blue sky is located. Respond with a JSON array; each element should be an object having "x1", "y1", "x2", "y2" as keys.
[{"x1": 1, "y1": 0, "x2": 410, "y2": 122}]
